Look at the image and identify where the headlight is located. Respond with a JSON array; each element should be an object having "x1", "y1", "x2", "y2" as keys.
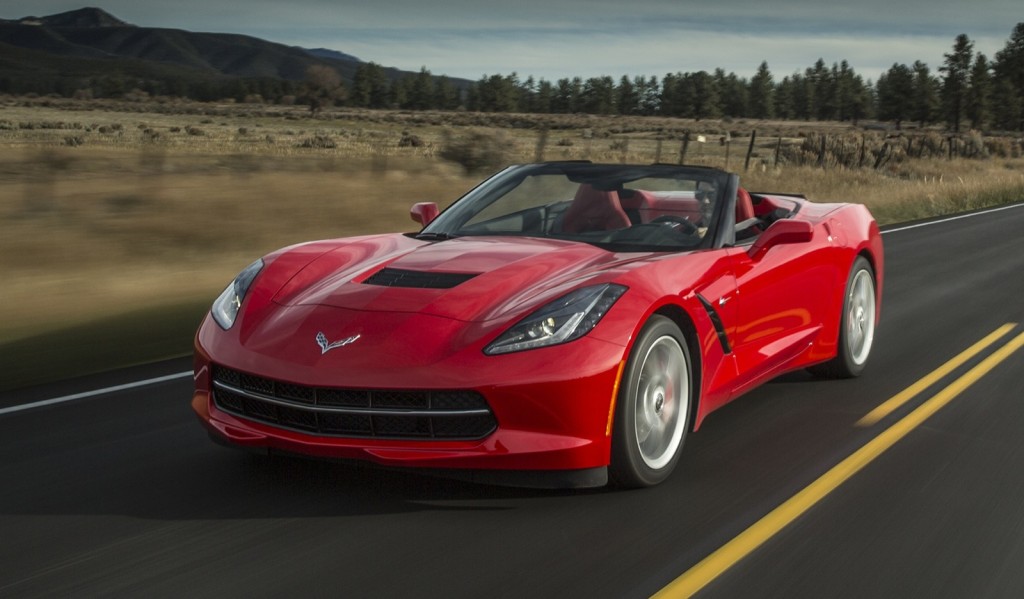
[
  {"x1": 211, "y1": 259, "x2": 264, "y2": 330},
  {"x1": 485, "y1": 283, "x2": 627, "y2": 355}
]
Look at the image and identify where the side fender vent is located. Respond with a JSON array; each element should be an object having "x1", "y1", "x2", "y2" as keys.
[{"x1": 697, "y1": 294, "x2": 732, "y2": 354}]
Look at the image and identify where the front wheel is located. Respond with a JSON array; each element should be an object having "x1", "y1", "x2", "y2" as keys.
[
  {"x1": 809, "y1": 256, "x2": 877, "y2": 379},
  {"x1": 609, "y1": 316, "x2": 692, "y2": 488}
]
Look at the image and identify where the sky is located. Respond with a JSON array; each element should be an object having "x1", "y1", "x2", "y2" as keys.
[{"x1": 4, "y1": 1, "x2": 1021, "y2": 82}]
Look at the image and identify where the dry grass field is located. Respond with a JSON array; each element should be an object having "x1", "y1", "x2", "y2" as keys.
[{"x1": 2, "y1": 97, "x2": 1023, "y2": 389}]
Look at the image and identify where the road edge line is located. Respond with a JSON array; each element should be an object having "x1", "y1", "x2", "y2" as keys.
[
  {"x1": 881, "y1": 202, "x2": 1024, "y2": 235},
  {"x1": 0, "y1": 371, "x2": 193, "y2": 416}
]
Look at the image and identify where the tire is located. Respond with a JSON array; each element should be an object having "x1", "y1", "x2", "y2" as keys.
[
  {"x1": 809, "y1": 256, "x2": 877, "y2": 379},
  {"x1": 609, "y1": 315, "x2": 693, "y2": 488}
]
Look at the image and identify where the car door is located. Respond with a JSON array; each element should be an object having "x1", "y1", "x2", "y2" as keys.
[{"x1": 725, "y1": 230, "x2": 833, "y2": 395}]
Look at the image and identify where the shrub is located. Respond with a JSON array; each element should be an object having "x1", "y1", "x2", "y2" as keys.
[
  {"x1": 398, "y1": 132, "x2": 425, "y2": 147},
  {"x1": 439, "y1": 129, "x2": 510, "y2": 174}
]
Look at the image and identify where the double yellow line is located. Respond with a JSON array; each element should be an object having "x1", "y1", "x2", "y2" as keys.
[{"x1": 655, "y1": 323, "x2": 1024, "y2": 598}]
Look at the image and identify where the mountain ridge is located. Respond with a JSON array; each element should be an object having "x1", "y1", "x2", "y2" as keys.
[
  {"x1": 4, "y1": 6, "x2": 133, "y2": 28},
  {"x1": 0, "y1": 6, "x2": 465, "y2": 99}
]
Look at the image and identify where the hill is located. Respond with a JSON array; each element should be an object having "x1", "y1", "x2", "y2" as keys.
[
  {"x1": 302, "y1": 47, "x2": 362, "y2": 63},
  {"x1": 0, "y1": 6, "x2": 466, "y2": 100},
  {"x1": 10, "y1": 6, "x2": 133, "y2": 28}
]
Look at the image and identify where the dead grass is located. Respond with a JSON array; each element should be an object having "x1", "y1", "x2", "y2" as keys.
[
  {"x1": 0, "y1": 150, "x2": 476, "y2": 344},
  {"x1": 741, "y1": 158, "x2": 1024, "y2": 222}
]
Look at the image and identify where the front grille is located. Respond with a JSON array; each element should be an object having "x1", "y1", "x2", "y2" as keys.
[
  {"x1": 211, "y1": 365, "x2": 496, "y2": 440},
  {"x1": 363, "y1": 267, "x2": 478, "y2": 289}
]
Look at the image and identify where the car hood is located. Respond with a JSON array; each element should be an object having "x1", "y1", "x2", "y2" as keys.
[{"x1": 270, "y1": 234, "x2": 645, "y2": 323}]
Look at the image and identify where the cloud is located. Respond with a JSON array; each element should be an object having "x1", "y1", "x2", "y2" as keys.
[
  {"x1": 3, "y1": 0, "x2": 1019, "y2": 81},
  {"x1": 270, "y1": 23, "x2": 1011, "y2": 82}
]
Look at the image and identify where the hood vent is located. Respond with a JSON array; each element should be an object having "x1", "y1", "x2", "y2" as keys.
[{"x1": 363, "y1": 267, "x2": 479, "y2": 289}]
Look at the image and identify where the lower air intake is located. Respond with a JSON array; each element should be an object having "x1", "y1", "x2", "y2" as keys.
[{"x1": 211, "y1": 366, "x2": 496, "y2": 440}]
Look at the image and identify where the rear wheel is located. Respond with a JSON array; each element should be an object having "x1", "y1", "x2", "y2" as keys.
[
  {"x1": 809, "y1": 256, "x2": 876, "y2": 379},
  {"x1": 610, "y1": 316, "x2": 692, "y2": 488}
]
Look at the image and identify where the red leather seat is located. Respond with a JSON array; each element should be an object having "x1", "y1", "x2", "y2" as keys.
[
  {"x1": 561, "y1": 184, "x2": 631, "y2": 233},
  {"x1": 736, "y1": 188, "x2": 756, "y2": 223}
]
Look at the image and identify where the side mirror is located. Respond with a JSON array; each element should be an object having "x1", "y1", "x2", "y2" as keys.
[
  {"x1": 410, "y1": 202, "x2": 440, "y2": 226},
  {"x1": 747, "y1": 219, "x2": 814, "y2": 260}
]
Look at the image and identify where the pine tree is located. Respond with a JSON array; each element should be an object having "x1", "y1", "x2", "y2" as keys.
[
  {"x1": 774, "y1": 75, "x2": 796, "y2": 120},
  {"x1": 966, "y1": 54, "x2": 991, "y2": 129},
  {"x1": 535, "y1": 79, "x2": 553, "y2": 114},
  {"x1": 433, "y1": 75, "x2": 459, "y2": 110},
  {"x1": 405, "y1": 67, "x2": 433, "y2": 110},
  {"x1": 990, "y1": 78, "x2": 1020, "y2": 131},
  {"x1": 833, "y1": 60, "x2": 865, "y2": 122},
  {"x1": 876, "y1": 63, "x2": 914, "y2": 129},
  {"x1": 617, "y1": 75, "x2": 639, "y2": 115},
  {"x1": 351, "y1": 62, "x2": 389, "y2": 109},
  {"x1": 911, "y1": 61, "x2": 939, "y2": 128},
  {"x1": 993, "y1": 22, "x2": 1024, "y2": 130},
  {"x1": 849, "y1": 76, "x2": 874, "y2": 124},
  {"x1": 638, "y1": 75, "x2": 660, "y2": 116},
  {"x1": 806, "y1": 59, "x2": 830, "y2": 120},
  {"x1": 693, "y1": 71, "x2": 721, "y2": 120},
  {"x1": 659, "y1": 73, "x2": 679, "y2": 116},
  {"x1": 473, "y1": 74, "x2": 520, "y2": 112},
  {"x1": 749, "y1": 61, "x2": 774, "y2": 119},
  {"x1": 581, "y1": 76, "x2": 616, "y2": 114},
  {"x1": 552, "y1": 78, "x2": 582, "y2": 113},
  {"x1": 713, "y1": 69, "x2": 743, "y2": 118},
  {"x1": 940, "y1": 34, "x2": 974, "y2": 132},
  {"x1": 520, "y1": 76, "x2": 537, "y2": 113}
]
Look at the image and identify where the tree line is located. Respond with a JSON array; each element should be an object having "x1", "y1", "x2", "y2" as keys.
[
  {"x1": 6, "y1": 24, "x2": 1022, "y2": 132},
  {"x1": 344, "y1": 24, "x2": 1024, "y2": 132}
]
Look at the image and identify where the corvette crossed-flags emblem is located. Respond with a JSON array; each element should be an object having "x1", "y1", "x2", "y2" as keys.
[{"x1": 316, "y1": 332, "x2": 361, "y2": 354}]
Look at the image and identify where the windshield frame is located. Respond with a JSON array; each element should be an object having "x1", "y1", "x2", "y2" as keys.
[{"x1": 419, "y1": 162, "x2": 738, "y2": 253}]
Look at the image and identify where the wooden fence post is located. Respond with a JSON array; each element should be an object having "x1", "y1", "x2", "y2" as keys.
[
  {"x1": 744, "y1": 130, "x2": 757, "y2": 171},
  {"x1": 873, "y1": 143, "x2": 890, "y2": 170},
  {"x1": 679, "y1": 131, "x2": 690, "y2": 165},
  {"x1": 774, "y1": 137, "x2": 782, "y2": 167}
]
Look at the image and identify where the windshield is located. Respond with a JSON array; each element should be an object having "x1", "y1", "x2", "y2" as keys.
[{"x1": 420, "y1": 163, "x2": 733, "y2": 252}]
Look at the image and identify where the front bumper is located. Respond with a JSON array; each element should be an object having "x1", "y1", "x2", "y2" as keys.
[{"x1": 192, "y1": 314, "x2": 628, "y2": 486}]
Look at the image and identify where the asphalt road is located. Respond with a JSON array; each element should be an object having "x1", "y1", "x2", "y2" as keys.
[{"x1": 3, "y1": 204, "x2": 1024, "y2": 598}]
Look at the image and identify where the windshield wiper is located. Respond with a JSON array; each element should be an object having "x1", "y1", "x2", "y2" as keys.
[{"x1": 414, "y1": 232, "x2": 459, "y2": 241}]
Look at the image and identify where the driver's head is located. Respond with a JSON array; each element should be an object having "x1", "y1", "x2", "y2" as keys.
[
  {"x1": 696, "y1": 181, "x2": 716, "y2": 221},
  {"x1": 695, "y1": 181, "x2": 715, "y2": 202}
]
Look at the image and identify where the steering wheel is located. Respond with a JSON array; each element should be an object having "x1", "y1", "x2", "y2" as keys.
[{"x1": 651, "y1": 215, "x2": 698, "y2": 235}]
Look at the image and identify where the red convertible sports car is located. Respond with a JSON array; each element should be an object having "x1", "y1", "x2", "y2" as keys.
[{"x1": 192, "y1": 162, "x2": 883, "y2": 488}]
